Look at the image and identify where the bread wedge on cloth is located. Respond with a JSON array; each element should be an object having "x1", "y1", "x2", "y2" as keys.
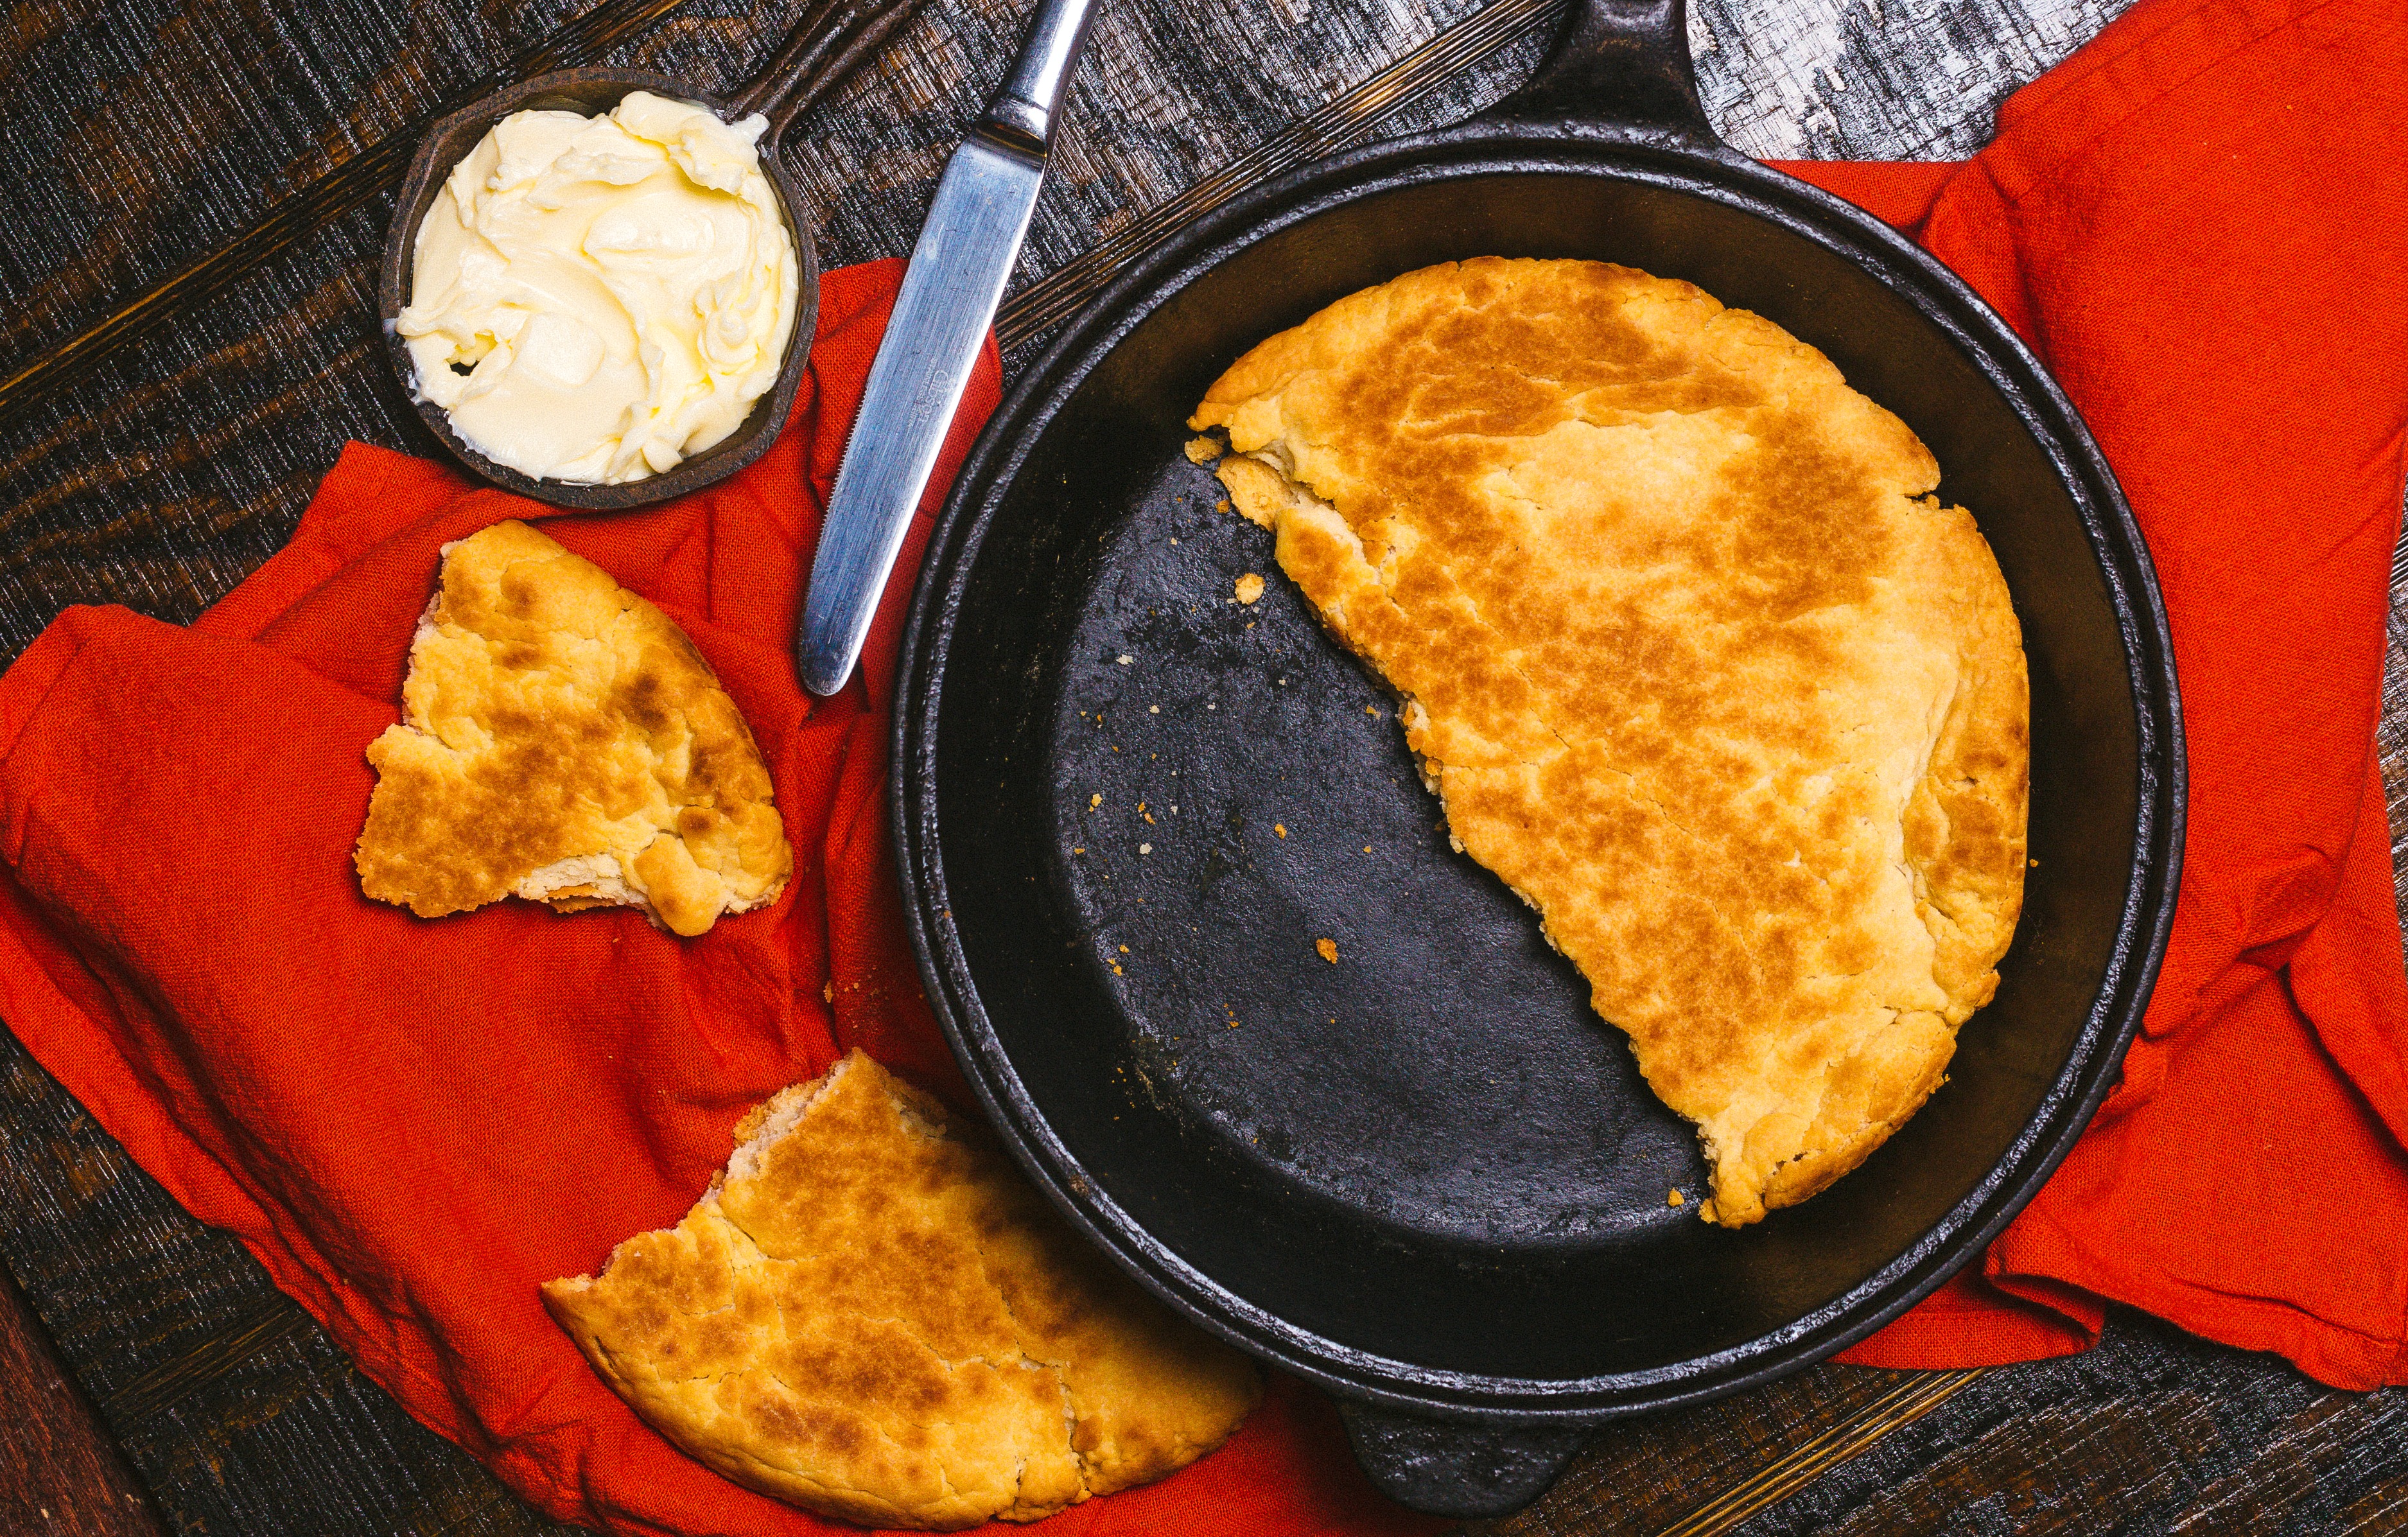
[
  {"x1": 543, "y1": 1051, "x2": 1263, "y2": 1529},
  {"x1": 354, "y1": 520, "x2": 790, "y2": 936},
  {"x1": 1189, "y1": 257, "x2": 2028, "y2": 1227}
]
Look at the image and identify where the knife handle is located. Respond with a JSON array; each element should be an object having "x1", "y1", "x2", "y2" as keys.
[{"x1": 982, "y1": 0, "x2": 1099, "y2": 153}]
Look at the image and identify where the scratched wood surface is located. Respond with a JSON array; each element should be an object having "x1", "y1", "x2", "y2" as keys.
[
  {"x1": 0, "y1": 1, "x2": 2402, "y2": 1534},
  {"x1": 0, "y1": 1265, "x2": 167, "y2": 1537}
]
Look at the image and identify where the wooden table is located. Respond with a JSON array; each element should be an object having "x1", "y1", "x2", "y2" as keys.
[{"x1": 1, "y1": 1, "x2": 2403, "y2": 1533}]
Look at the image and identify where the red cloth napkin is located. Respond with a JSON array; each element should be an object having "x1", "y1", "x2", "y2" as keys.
[
  {"x1": 1811, "y1": 0, "x2": 2408, "y2": 1385},
  {"x1": 0, "y1": 1, "x2": 2402, "y2": 1534},
  {"x1": 0, "y1": 264, "x2": 1441, "y2": 1537}
]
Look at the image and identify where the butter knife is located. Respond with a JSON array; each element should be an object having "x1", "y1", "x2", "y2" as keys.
[{"x1": 797, "y1": 0, "x2": 1101, "y2": 697}]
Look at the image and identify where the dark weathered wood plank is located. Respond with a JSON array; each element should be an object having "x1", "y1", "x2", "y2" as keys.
[
  {"x1": 2161, "y1": 1391, "x2": 2408, "y2": 1534},
  {"x1": 1457, "y1": 1365, "x2": 1984, "y2": 1537},
  {"x1": 0, "y1": 1263, "x2": 170, "y2": 1537},
  {"x1": 1449, "y1": 1308, "x2": 2408, "y2": 1536},
  {"x1": 2344, "y1": 1473, "x2": 2408, "y2": 1535},
  {"x1": 2, "y1": 0, "x2": 2402, "y2": 1534},
  {"x1": 0, "y1": 0, "x2": 694, "y2": 427},
  {"x1": 1717, "y1": 1314, "x2": 2406, "y2": 1536},
  {"x1": 1651, "y1": 1369, "x2": 1987, "y2": 1535}
]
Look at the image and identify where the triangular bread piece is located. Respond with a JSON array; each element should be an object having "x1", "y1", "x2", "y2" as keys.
[
  {"x1": 354, "y1": 520, "x2": 790, "y2": 936},
  {"x1": 1189, "y1": 258, "x2": 2028, "y2": 1227},
  {"x1": 543, "y1": 1051, "x2": 1262, "y2": 1529}
]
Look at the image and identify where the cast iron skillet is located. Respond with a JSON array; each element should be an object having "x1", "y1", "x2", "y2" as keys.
[{"x1": 895, "y1": 0, "x2": 2183, "y2": 1516}]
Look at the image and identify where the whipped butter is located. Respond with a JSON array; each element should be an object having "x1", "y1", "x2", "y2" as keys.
[{"x1": 396, "y1": 91, "x2": 798, "y2": 484}]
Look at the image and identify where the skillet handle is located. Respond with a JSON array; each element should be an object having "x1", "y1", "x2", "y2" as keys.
[
  {"x1": 1336, "y1": 1400, "x2": 1589, "y2": 1519},
  {"x1": 1485, "y1": 0, "x2": 1713, "y2": 138}
]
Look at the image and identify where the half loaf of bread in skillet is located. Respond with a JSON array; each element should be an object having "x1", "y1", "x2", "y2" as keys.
[
  {"x1": 542, "y1": 1050, "x2": 1263, "y2": 1529},
  {"x1": 1189, "y1": 257, "x2": 2028, "y2": 1227},
  {"x1": 354, "y1": 519, "x2": 790, "y2": 936}
]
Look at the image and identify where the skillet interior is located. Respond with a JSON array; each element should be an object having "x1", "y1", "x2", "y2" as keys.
[{"x1": 904, "y1": 148, "x2": 2170, "y2": 1410}]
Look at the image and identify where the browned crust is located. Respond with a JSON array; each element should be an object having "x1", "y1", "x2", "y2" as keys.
[
  {"x1": 1190, "y1": 258, "x2": 2028, "y2": 1227},
  {"x1": 541, "y1": 1052, "x2": 1263, "y2": 1529},
  {"x1": 352, "y1": 520, "x2": 792, "y2": 936}
]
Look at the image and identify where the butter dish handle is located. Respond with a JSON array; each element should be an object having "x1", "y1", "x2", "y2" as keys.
[{"x1": 729, "y1": 0, "x2": 929, "y2": 143}]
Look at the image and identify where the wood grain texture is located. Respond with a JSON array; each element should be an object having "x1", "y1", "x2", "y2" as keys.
[
  {"x1": 0, "y1": 1263, "x2": 169, "y2": 1537},
  {"x1": 0, "y1": 0, "x2": 704, "y2": 427},
  {"x1": 1729, "y1": 1315, "x2": 2408, "y2": 1536},
  {"x1": 1467, "y1": 1312, "x2": 2408, "y2": 1536},
  {"x1": 0, "y1": 0, "x2": 2401, "y2": 1534}
]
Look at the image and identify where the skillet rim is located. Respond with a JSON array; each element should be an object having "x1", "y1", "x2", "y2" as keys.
[{"x1": 893, "y1": 118, "x2": 2185, "y2": 1422}]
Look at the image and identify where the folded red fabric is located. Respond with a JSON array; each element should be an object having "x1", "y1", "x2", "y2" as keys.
[
  {"x1": 1811, "y1": 0, "x2": 2408, "y2": 1384},
  {"x1": 0, "y1": 263, "x2": 1442, "y2": 1536},
  {"x1": 0, "y1": 2, "x2": 2400, "y2": 1535}
]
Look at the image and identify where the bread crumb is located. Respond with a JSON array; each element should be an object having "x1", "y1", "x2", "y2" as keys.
[
  {"x1": 1116, "y1": 654, "x2": 1133, "y2": 665},
  {"x1": 1149, "y1": 704, "x2": 1160, "y2": 713},
  {"x1": 1315, "y1": 938, "x2": 1338, "y2": 963},
  {"x1": 1234, "y1": 572, "x2": 1265, "y2": 605},
  {"x1": 1274, "y1": 823, "x2": 1287, "y2": 838},
  {"x1": 1366, "y1": 705, "x2": 1379, "y2": 716},
  {"x1": 1184, "y1": 435, "x2": 1220, "y2": 464},
  {"x1": 1668, "y1": 1189, "x2": 1684, "y2": 1206},
  {"x1": 823, "y1": 981, "x2": 834, "y2": 1004},
  {"x1": 1216, "y1": 498, "x2": 1231, "y2": 513},
  {"x1": 1090, "y1": 793, "x2": 1102, "y2": 808},
  {"x1": 1139, "y1": 843, "x2": 1152, "y2": 854}
]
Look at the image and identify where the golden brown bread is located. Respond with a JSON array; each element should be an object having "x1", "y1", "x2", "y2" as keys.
[
  {"x1": 1189, "y1": 258, "x2": 2028, "y2": 1227},
  {"x1": 541, "y1": 1051, "x2": 1262, "y2": 1529},
  {"x1": 354, "y1": 520, "x2": 791, "y2": 936}
]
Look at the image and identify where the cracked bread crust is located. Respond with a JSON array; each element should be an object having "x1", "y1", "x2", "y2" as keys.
[
  {"x1": 353, "y1": 520, "x2": 791, "y2": 937},
  {"x1": 540, "y1": 1051, "x2": 1262, "y2": 1529},
  {"x1": 1189, "y1": 258, "x2": 2028, "y2": 1228}
]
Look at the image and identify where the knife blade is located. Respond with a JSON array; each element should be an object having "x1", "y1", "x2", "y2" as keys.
[{"x1": 798, "y1": 0, "x2": 1099, "y2": 697}]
